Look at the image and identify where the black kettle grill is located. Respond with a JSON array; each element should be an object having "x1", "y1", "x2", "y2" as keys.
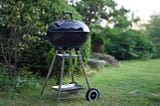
[
  {"x1": 41, "y1": 11, "x2": 99, "y2": 106},
  {"x1": 43, "y1": 11, "x2": 89, "y2": 50}
]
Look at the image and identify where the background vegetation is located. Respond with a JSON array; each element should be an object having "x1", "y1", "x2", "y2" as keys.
[{"x1": 145, "y1": 14, "x2": 160, "y2": 58}]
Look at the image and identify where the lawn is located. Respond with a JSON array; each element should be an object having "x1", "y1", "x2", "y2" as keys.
[{"x1": 0, "y1": 59, "x2": 160, "y2": 106}]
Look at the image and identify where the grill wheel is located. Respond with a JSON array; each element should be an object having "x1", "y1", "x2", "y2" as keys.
[{"x1": 86, "y1": 88, "x2": 99, "y2": 101}]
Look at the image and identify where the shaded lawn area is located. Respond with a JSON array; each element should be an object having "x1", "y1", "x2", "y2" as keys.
[{"x1": 0, "y1": 59, "x2": 160, "y2": 106}]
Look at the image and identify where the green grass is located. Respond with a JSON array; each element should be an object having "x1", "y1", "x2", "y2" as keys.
[{"x1": 0, "y1": 59, "x2": 160, "y2": 106}]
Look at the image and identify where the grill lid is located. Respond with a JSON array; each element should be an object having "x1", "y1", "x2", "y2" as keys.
[{"x1": 47, "y1": 11, "x2": 90, "y2": 33}]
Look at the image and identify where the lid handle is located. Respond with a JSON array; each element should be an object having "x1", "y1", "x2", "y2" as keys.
[{"x1": 60, "y1": 11, "x2": 73, "y2": 20}]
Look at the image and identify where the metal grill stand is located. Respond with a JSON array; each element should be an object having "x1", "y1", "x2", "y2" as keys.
[{"x1": 41, "y1": 49, "x2": 99, "y2": 106}]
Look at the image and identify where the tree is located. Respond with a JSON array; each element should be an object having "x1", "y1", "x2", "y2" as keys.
[
  {"x1": 0, "y1": 0, "x2": 45, "y2": 79},
  {"x1": 75, "y1": 0, "x2": 117, "y2": 26},
  {"x1": 145, "y1": 14, "x2": 160, "y2": 57},
  {"x1": 74, "y1": 0, "x2": 137, "y2": 28}
]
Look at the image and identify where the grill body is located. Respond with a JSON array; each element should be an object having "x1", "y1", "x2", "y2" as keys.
[
  {"x1": 47, "y1": 32, "x2": 88, "y2": 49},
  {"x1": 46, "y1": 13, "x2": 90, "y2": 49}
]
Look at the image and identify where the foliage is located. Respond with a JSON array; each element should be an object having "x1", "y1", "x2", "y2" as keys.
[
  {"x1": 75, "y1": 0, "x2": 117, "y2": 26},
  {"x1": 80, "y1": 35, "x2": 91, "y2": 64},
  {"x1": 0, "y1": 62, "x2": 41, "y2": 92},
  {"x1": 90, "y1": 26, "x2": 106, "y2": 53},
  {"x1": 145, "y1": 14, "x2": 160, "y2": 57},
  {"x1": 0, "y1": 63, "x2": 13, "y2": 90},
  {"x1": 41, "y1": 0, "x2": 82, "y2": 24},
  {"x1": 0, "y1": 64, "x2": 41, "y2": 93},
  {"x1": 105, "y1": 28, "x2": 157, "y2": 60},
  {"x1": 0, "y1": 0, "x2": 45, "y2": 79},
  {"x1": 74, "y1": 0, "x2": 138, "y2": 28},
  {"x1": 15, "y1": 67, "x2": 41, "y2": 93},
  {"x1": 112, "y1": 7, "x2": 132, "y2": 29},
  {"x1": 19, "y1": 37, "x2": 52, "y2": 76}
]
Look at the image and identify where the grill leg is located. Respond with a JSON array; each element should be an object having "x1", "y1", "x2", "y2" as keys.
[
  {"x1": 69, "y1": 50, "x2": 74, "y2": 82},
  {"x1": 77, "y1": 50, "x2": 91, "y2": 89},
  {"x1": 41, "y1": 50, "x2": 58, "y2": 96},
  {"x1": 56, "y1": 51, "x2": 66, "y2": 106}
]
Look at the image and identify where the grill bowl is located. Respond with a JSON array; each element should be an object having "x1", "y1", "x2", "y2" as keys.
[{"x1": 47, "y1": 19, "x2": 90, "y2": 49}]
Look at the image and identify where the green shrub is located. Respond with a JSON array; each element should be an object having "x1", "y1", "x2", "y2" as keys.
[
  {"x1": 90, "y1": 26, "x2": 106, "y2": 53},
  {"x1": 80, "y1": 35, "x2": 91, "y2": 64},
  {"x1": 15, "y1": 76, "x2": 41, "y2": 93},
  {"x1": 0, "y1": 63, "x2": 14, "y2": 90},
  {"x1": 16, "y1": 67, "x2": 41, "y2": 93},
  {"x1": 0, "y1": 63, "x2": 41, "y2": 92},
  {"x1": 19, "y1": 37, "x2": 52, "y2": 75},
  {"x1": 105, "y1": 29, "x2": 157, "y2": 60},
  {"x1": 145, "y1": 14, "x2": 160, "y2": 58}
]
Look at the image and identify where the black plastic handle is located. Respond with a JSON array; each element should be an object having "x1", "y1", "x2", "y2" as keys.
[{"x1": 60, "y1": 11, "x2": 73, "y2": 20}]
